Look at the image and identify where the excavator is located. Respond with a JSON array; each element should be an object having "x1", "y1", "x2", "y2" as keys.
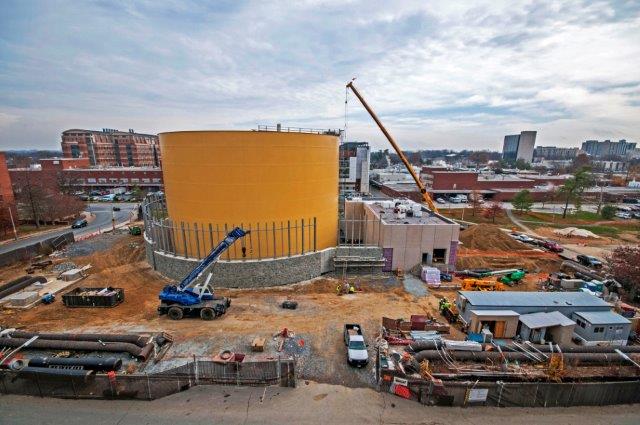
[
  {"x1": 346, "y1": 81, "x2": 438, "y2": 213},
  {"x1": 158, "y1": 227, "x2": 249, "y2": 320}
]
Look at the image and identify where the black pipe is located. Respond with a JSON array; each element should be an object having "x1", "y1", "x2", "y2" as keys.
[
  {"x1": 413, "y1": 349, "x2": 640, "y2": 365},
  {"x1": 0, "y1": 276, "x2": 47, "y2": 299},
  {"x1": 0, "y1": 275, "x2": 32, "y2": 292},
  {"x1": 17, "y1": 366, "x2": 95, "y2": 381},
  {"x1": 27, "y1": 356, "x2": 122, "y2": 371},
  {"x1": 0, "y1": 337, "x2": 152, "y2": 361},
  {"x1": 8, "y1": 331, "x2": 149, "y2": 348}
]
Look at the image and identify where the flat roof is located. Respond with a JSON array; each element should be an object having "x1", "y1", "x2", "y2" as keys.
[
  {"x1": 470, "y1": 310, "x2": 519, "y2": 317},
  {"x1": 519, "y1": 311, "x2": 575, "y2": 329},
  {"x1": 574, "y1": 311, "x2": 630, "y2": 325},
  {"x1": 459, "y1": 291, "x2": 611, "y2": 308},
  {"x1": 364, "y1": 202, "x2": 450, "y2": 225}
]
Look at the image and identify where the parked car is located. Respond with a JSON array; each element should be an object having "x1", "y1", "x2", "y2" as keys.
[
  {"x1": 71, "y1": 219, "x2": 88, "y2": 229},
  {"x1": 436, "y1": 198, "x2": 446, "y2": 204},
  {"x1": 616, "y1": 212, "x2": 632, "y2": 219},
  {"x1": 542, "y1": 240, "x2": 563, "y2": 253},
  {"x1": 344, "y1": 324, "x2": 368, "y2": 367},
  {"x1": 112, "y1": 206, "x2": 121, "y2": 212},
  {"x1": 515, "y1": 234, "x2": 535, "y2": 244},
  {"x1": 576, "y1": 254, "x2": 603, "y2": 269},
  {"x1": 440, "y1": 272, "x2": 453, "y2": 282}
]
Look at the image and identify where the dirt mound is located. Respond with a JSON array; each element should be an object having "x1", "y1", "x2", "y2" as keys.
[
  {"x1": 456, "y1": 254, "x2": 560, "y2": 273},
  {"x1": 459, "y1": 224, "x2": 526, "y2": 251}
]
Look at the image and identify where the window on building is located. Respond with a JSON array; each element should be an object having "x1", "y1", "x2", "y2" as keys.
[
  {"x1": 87, "y1": 178, "x2": 97, "y2": 183},
  {"x1": 594, "y1": 326, "x2": 604, "y2": 333},
  {"x1": 142, "y1": 178, "x2": 150, "y2": 183},
  {"x1": 131, "y1": 178, "x2": 140, "y2": 183},
  {"x1": 120, "y1": 178, "x2": 129, "y2": 183},
  {"x1": 152, "y1": 178, "x2": 161, "y2": 183},
  {"x1": 432, "y1": 248, "x2": 446, "y2": 264},
  {"x1": 98, "y1": 178, "x2": 107, "y2": 183}
]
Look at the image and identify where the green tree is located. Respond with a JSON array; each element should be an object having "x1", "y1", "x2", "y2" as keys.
[
  {"x1": 131, "y1": 185, "x2": 143, "y2": 201},
  {"x1": 514, "y1": 158, "x2": 532, "y2": 170},
  {"x1": 559, "y1": 167, "x2": 594, "y2": 218},
  {"x1": 511, "y1": 190, "x2": 534, "y2": 213},
  {"x1": 600, "y1": 205, "x2": 616, "y2": 220}
]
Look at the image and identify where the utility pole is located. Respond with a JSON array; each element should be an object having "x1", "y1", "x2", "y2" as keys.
[
  {"x1": 111, "y1": 205, "x2": 116, "y2": 232},
  {"x1": 596, "y1": 180, "x2": 604, "y2": 214},
  {"x1": 7, "y1": 205, "x2": 17, "y2": 241}
]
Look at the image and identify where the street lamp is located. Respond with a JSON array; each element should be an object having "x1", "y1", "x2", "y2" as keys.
[{"x1": 7, "y1": 206, "x2": 17, "y2": 241}]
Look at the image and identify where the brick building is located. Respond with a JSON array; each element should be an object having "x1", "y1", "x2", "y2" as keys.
[
  {"x1": 10, "y1": 160, "x2": 163, "y2": 193},
  {"x1": 0, "y1": 152, "x2": 16, "y2": 207},
  {"x1": 61, "y1": 128, "x2": 161, "y2": 167}
]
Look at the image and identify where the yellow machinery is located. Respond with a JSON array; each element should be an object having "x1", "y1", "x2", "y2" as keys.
[
  {"x1": 160, "y1": 130, "x2": 338, "y2": 259},
  {"x1": 346, "y1": 81, "x2": 438, "y2": 213},
  {"x1": 461, "y1": 278, "x2": 506, "y2": 291}
]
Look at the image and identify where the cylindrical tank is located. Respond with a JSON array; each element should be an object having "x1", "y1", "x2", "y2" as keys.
[{"x1": 160, "y1": 131, "x2": 339, "y2": 259}]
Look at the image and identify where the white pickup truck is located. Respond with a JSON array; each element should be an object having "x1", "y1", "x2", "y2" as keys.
[{"x1": 344, "y1": 323, "x2": 368, "y2": 367}]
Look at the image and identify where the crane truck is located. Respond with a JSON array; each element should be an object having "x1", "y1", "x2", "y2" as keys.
[{"x1": 158, "y1": 227, "x2": 249, "y2": 320}]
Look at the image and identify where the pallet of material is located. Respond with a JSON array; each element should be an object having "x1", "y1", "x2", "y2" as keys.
[{"x1": 62, "y1": 287, "x2": 124, "y2": 308}]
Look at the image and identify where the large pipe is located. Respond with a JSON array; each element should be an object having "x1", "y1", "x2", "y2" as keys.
[
  {"x1": 413, "y1": 350, "x2": 640, "y2": 365},
  {"x1": 0, "y1": 276, "x2": 47, "y2": 299},
  {"x1": 0, "y1": 338, "x2": 152, "y2": 361},
  {"x1": 7, "y1": 331, "x2": 149, "y2": 348},
  {"x1": 407, "y1": 340, "x2": 444, "y2": 352},
  {"x1": 503, "y1": 344, "x2": 640, "y2": 354},
  {"x1": 17, "y1": 366, "x2": 95, "y2": 381},
  {"x1": 27, "y1": 356, "x2": 122, "y2": 371},
  {"x1": 0, "y1": 275, "x2": 32, "y2": 292}
]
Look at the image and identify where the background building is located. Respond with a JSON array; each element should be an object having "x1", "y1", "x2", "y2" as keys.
[
  {"x1": 339, "y1": 142, "x2": 370, "y2": 196},
  {"x1": 61, "y1": 128, "x2": 161, "y2": 167},
  {"x1": 502, "y1": 131, "x2": 537, "y2": 163},
  {"x1": 0, "y1": 152, "x2": 16, "y2": 207},
  {"x1": 534, "y1": 146, "x2": 579, "y2": 160},
  {"x1": 581, "y1": 139, "x2": 636, "y2": 158}
]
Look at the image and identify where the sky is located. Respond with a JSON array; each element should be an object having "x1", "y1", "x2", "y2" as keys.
[{"x1": 0, "y1": 0, "x2": 639, "y2": 151}]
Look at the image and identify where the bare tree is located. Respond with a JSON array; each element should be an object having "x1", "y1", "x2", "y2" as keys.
[
  {"x1": 482, "y1": 202, "x2": 505, "y2": 224},
  {"x1": 469, "y1": 190, "x2": 482, "y2": 217},
  {"x1": 606, "y1": 246, "x2": 640, "y2": 301}
]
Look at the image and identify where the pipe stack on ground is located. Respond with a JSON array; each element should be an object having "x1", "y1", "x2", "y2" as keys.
[
  {"x1": 27, "y1": 356, "x2": 123, "y2": 371},
  {"x1": 0, "y1": 331, "x2": 154, "y2": 361},
  {"x1": 0, "y1": 276, "x2": 47, "y2": 299},
  {"x1": 413, "y1": 349, "x2": 640, "y2": 365}
]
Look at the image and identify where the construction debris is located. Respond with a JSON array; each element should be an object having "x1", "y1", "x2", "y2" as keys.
[{"x1": 554, "y1": 227, "x2": 601, "y2": 238}]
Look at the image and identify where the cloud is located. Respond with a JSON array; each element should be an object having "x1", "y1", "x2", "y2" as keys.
[{"x1": 0, "y1": 0, "x2": 638, "y2": 151}]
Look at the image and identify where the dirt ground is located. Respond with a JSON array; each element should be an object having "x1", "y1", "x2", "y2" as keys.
[{"x1": 0, "y1": 235, "x2": 462, "y2": 386}]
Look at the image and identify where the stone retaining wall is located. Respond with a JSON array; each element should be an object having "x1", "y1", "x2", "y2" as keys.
[{"x1": 145, "y1": 233, "x2": 383, "y2": 288}]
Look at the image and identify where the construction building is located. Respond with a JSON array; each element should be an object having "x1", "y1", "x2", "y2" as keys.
[
  {"x1": 61, "y1": 128, "x2": 161, "y2": 167},
  {"x1": 502, "y1": 131, "x2": 537, "y2": 163},
  {"x1": 339, "y1": 142, "x2": 370, "y2": 196},
  {"x1": 140, "y1": 127, "x2": 354, "y2": 288},
  {"x1": 455, "y1": 291, "x2": 631, "y2": 345},
  {"x1": 343, "y1": 199, "x2": 459, "y2": 272}
]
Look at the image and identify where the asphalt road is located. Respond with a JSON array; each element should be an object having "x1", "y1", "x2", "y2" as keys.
[
  {"x1": 0, "y1": 383, "x2": 637, "y2": 425},
  {"x1": 0, "y1": 202, "x2": 138, "y2": 255}
]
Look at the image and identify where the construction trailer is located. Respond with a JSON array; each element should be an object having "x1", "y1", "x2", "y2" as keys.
[
  {"x1": 572, "y1": 311, "x2": 632, "y2": 346},
  {"x1": 455, "y1": 291, "x2": 630, "y2": 345},
  {"x1": 518, "y1": 311, "x2": 576, "y2": 345}
]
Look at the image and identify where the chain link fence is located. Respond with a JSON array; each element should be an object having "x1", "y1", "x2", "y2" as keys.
[{"x1": 0, "y1": 357, "x2": 295, "y2": 400}]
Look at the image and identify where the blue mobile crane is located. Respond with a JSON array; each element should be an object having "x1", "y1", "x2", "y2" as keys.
[{"x1": 158, "y1": 227, "x2": 249, "y2": 320}]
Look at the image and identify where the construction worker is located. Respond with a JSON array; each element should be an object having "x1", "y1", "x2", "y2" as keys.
[{"x1": 348, "y1": 283, "x2": 355, "y2": 294}]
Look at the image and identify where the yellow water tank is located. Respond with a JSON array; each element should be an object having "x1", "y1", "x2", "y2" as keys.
[{"x1": 159, "y1": 130, "x2": 338, "y2": 259}]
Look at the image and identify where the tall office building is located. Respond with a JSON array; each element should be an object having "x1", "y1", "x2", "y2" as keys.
[
  {"x1": 502, "y1": 131, "x2": 537, "y2": 163},
  {"x1": 339, "y1": 142, "x2": 370, "y2": 195},
  {"x1": 581, "y1": 139, "x2": 636, "y2": 158}
]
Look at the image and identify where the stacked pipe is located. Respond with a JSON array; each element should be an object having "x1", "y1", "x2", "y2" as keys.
[
  {"x1": 413, "y1": 349, "x2": 640, "y2": 365},
  {"x1": 0, "y1": 331, "x2": 154, "y2": 361},
  {"x1": 0, "y1": 276, "x2": 47, "y2": 300}
]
